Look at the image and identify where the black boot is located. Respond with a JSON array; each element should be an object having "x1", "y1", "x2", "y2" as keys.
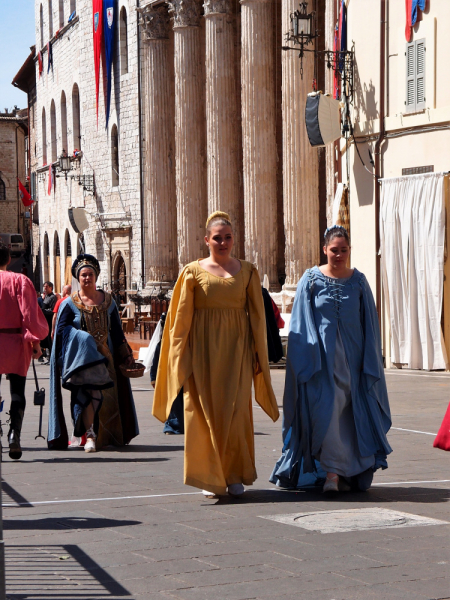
[{"x1": 8, "y1": 403, "x2": 24, "y2": 460}]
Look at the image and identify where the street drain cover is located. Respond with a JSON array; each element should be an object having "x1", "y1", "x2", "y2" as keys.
[{"x1": 259, "y1": 508, "x2": 448, "y2": 534}]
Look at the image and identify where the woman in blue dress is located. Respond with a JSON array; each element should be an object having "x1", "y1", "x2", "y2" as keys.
[{"x1": 271, "y1": 226, "x2": 392, "y2": 494}]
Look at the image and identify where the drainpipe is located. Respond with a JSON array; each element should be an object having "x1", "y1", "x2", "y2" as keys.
[
  {"x1": 136, "y1": 0, "x2": 145, "y2": 291},
  {"x1": 374, "y1": 0, "x2": 386, "y2": 324}
]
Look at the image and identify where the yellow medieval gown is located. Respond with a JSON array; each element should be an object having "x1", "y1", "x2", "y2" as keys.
[{"x1": 153, "y1": 260, "x2": 279, "y2": 496}]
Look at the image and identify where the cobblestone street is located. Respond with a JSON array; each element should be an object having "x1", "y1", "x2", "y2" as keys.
[{"x1": 2, "y1": 367, "x2": 449, "y2": 600}]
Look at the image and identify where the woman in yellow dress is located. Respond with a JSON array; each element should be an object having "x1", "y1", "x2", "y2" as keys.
[{"x1": 153, "y1": 212, "x2": 279, "y2": 498}]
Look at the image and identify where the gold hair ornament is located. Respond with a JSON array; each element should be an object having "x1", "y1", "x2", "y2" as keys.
[{"x1": 205, "y1": 211, "x2": 231, "y2": 228}]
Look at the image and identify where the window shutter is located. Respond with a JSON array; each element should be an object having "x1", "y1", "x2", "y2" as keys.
[
  {"x1": 415, "y1": 38, "x2": 426, "y2": 111},
  {"x1": 405, "y1": 41, "x2": 416, "y2": 113}
]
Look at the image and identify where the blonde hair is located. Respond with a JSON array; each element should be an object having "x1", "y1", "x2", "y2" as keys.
[{"x1": 205, "y1": 211, "x2": 232, "y2": 236}]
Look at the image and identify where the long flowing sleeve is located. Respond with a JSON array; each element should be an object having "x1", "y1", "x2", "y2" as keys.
[
  {"x1": 153, "y1": 266, "x2": 195, "y2": 423},
  {"x1": 17, "y1": 275, "x2": 49, "y2": 343},
  {"x1": 246, "y1": 266, "x2": 279, "y2": 422}
]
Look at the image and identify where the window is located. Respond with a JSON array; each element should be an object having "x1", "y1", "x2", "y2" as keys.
[
  {"x1": 111, "y1": 125, "x2": 119, "y2": 186},
  {"x1": 50, "y1": 99, "x2": 57, "y2": 162},
  {"x1": 119, "y1": 7, "x2": 128, "y2": 76},
  {"x1": 405, "y1": 38, "x2": 426, "y2": 114},
  {"x1": 0, "y1": 178, "x2": 5, "y2": 201},
  {"x1": 30, "y1": 172, "x2": 37, "y2": 201},
  {"x1": 59, "y1": 0, "x2": 64, "y2": 28},
  {"x1": 40, "y1": 4, "x2": 44, "y2": 48},
  {"x1": 48, "y1": 0, "x2": 53, "y2": 39},
  {"x1": 72, "y1": 83, "x2": 81, "y2": 150},
  {"x1": 61, "y1": 91, "x2": 68, "y2": 153},
  {"x1": 42, "y1": 107, "x2": 47, "y2": 165}
]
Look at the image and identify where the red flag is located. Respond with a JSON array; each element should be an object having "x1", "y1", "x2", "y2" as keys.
[
  {"x1": 405, "y1": 0, "x2": 413, "y2": 41},
  {"x1": 93, "y1": 0, "x2": 103, "y2": 127},
  {"x1": 47, "y1": 164, "x2": 53, "y2": 196},
  {"x1": 38, "y1": 51, "x2": 43, "y2": 78},
  {"x1": 18, "y1": 179, "x2": 33, "y2": 206}
]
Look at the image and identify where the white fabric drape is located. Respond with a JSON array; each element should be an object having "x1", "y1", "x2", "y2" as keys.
[
  {"x1": 380, "y1": 172, "x2": 447, "y2": 370},
  {"x1": 332, "y1": 182, "x2": 344, "y2": 224}
]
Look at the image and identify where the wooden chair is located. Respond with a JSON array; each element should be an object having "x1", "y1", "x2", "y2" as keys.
[{"x1": 121, "y1": 317, "x2": 135, "y2": 334}]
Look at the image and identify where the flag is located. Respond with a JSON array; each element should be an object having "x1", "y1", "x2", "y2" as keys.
[
  {"x1": 333, "y1": 26, "x2": 340, "y2": 100},
  {"x1": 18, "y1": 179, "x2": 33, "y2": 206},
  {"x1": 411, "y1": 0, "x2": 426, "y2": 26},
  {"x1": 93, "y1": 0, "x2": 103, "y2": 126},
  {"x1": 48, "y1": 164, "x2": 53, "y2": 196},
  {"x1": 47, "y1": 41, "x2": 53, "y2": 73},
  {"x1": 405, "y1": 0, "x2": 413, "y2": 41},
  {"x1": 38, "y1": 51, "x2": 43, "y2": 78},
  {"x1": 103, "y1": 0, "x2": 116, "y2": 129}
]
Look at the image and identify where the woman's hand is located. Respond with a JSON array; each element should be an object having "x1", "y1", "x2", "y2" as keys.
[
  {"x1": 123, "y1": 354, "x2": 135, "y2": 367},
  {"x1": 32, "y1": 342, "x2": 43, "y2": 360}
]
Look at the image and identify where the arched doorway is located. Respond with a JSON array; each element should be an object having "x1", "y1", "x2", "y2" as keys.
[
  {"x1": 113, "y1": 251, "x2": 127, "y2": 304},
  {"x1": 54, "y1": 232, "x2": 61, "y2": 293},
  {"x1": 64, "y1": 230, "x2": 72, "y2": 285}
]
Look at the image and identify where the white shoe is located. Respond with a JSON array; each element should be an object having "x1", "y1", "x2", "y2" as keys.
[
  {"x1": 323, "y1": 474, "x2": 339, "y2": 494},
  {"x1": 227, "y1": 483, "x2": 244, "y2": 498},
  {"x1": 202, "y1": 490, "x2": 216, "y2": 499},
  {"x1": 84, "y1": 436, "x2": 96, "y2": 453}
]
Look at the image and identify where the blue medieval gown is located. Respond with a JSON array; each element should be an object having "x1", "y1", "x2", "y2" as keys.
[
  {"x1": 270, "y1": 267, "x2": 392, "y2": 490},
  {"x1": 48, "y1": 292, "x2": 139, "y2": 450}
]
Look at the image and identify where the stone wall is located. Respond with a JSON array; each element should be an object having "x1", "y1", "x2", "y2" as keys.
[
  {"x1": 0, "y1": 117, "x2": 27, "y2": 236},
  {"x1": 34, "y1": 0, "x2": 142, "y2": 293}
]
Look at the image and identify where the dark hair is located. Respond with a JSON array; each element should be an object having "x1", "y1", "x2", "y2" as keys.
[
  {"x1": 324, "y1": 225, "x2": 350, "y2": 247},
  {"x1": 0, "y1": 245, "x2": 10, "y2": 267},
  {"x1": 43, "y1": 281, "x2": 54, "y2": 289}
]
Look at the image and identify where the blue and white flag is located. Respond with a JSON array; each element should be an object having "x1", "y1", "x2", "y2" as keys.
[{"x1": 103, "y1": 0, "x2": 116, "y2": 129}]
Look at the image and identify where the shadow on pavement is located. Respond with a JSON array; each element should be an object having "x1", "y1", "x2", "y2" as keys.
[
  {"x1": 211, "y1": 486, "x2": 450, "y2": 505},
  {"x1": 16, "y1": 457, "x2": 170, "y2": 464},
  {"x1": 6, "y1": 544, "x2": 132, "y2": 599},
  {"x1": 4, "y1": 516, "x2": 141, "y2": 531}
]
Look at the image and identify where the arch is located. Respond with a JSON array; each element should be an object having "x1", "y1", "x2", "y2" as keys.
[
  {"x1": 69, "y1": 0, "x2": 76, "y2": 15},
  {"x1": 111, "y1": 124, "x2": 119, "y2": 186},
  {"x1": 43, "y1": 232, "x2": 50, "y2": 283},
  {"x1": 60, "y1": 91, "x2": 68, "y2": 153},
  {"x1": 112, "y1": 251, "x2": 127, "y2": 302},
  {"x1": 41, "y1": 107, "x2": 47, "y2": 165},
  {"x1": 59, "y1": 0, "x2": 64, "y2": 28},
  {"x1": 54, "y1": 231, "x2": 61, "y2": 293},
  {"x1": 119, "y1": 7, "x2": 128, "y2": 76},
  {"x1": 0, "y1": 177, "x2": 5, "y2": 201},
  {"x1": 72, "y1": 83, "x2": 81, "y2": 151},
  {"x1": 40, "y1": 4, "x2": 44, "y2": 48},
  {"x1": 64, "y1": 229, "x2": 72, "y2": 285},
  {"x1": 48, "y1": 0, "x2": 53, "y2": 39},
  {"x1": 50, "y1": 99, "x2": 57, "y2": 163}
]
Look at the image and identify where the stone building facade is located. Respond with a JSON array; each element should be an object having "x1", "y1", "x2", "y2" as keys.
[
  {"x1": 34, "y1": 0, "x2": 142, "y2": 294},
  {"x1": 138, "y1": 0, "x2": 326, "y2": 298},
  {"x1": 33, "y1": 0, "x2": 329, "y2": 299},
  {"x1": 0, "y1": 110, "x2": 29, "y2": 239}
]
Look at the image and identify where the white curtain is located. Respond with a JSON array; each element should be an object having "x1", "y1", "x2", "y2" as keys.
[{"x1": 380, "y1": 172, "x2": 447, "y2": 370}]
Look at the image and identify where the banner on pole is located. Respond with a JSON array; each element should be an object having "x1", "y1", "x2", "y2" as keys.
[
  {"x1": 103, "y1": 0, "x2": 116, "y2": 129},
  {"x1": 93, "y1": 0, "x2": 103, "y2": 126}
]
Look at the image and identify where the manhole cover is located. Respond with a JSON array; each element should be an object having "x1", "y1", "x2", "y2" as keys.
[{"x1": 259, "y1": 508, "x2": 448, "y2": 534}]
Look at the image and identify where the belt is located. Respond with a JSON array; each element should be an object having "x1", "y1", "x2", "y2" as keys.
[{"x1": 0, "y1": 328, "x2": 21, "y2": 334}]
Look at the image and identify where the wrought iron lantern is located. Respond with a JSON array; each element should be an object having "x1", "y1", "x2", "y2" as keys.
[
  {"x1": 283, "y1": 2, "x2": 318, "y2": 77},
  {"x1": 59, "y1": 151, "x2": 71, "y2": 173}
]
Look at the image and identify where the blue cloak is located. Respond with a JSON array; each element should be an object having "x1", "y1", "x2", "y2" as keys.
[
  {"x1": 270, "y1": 267, "x2": 392, "y2": 489},
  {"x1": 48, "y1": 294, "x2": 139, "y2": 449}
]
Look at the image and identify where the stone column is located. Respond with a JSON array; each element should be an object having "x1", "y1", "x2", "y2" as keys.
[
  {"x1": 204, "y1": 0, "x2": 241, "y2": 254},
  {"x1": 282, "y1": 0, "x2": 319, "y2": 289},
  {"x1": 139, "y1": 5, "x2": 177, "y2": 285},
  {"x1": 325, "y1": 0, "x2": 337, "y2": 226},
  {"x1": 240, "y1": 0, "x2": 278, "y2": 287},
  {"x1": 168, "y1": 0, "x2": 207, "y2": 269}
]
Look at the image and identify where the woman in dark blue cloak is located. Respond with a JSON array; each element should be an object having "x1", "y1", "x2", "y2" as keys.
[{"x1": 270, "y1": 226, "x2": 392, "y2": 494}]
